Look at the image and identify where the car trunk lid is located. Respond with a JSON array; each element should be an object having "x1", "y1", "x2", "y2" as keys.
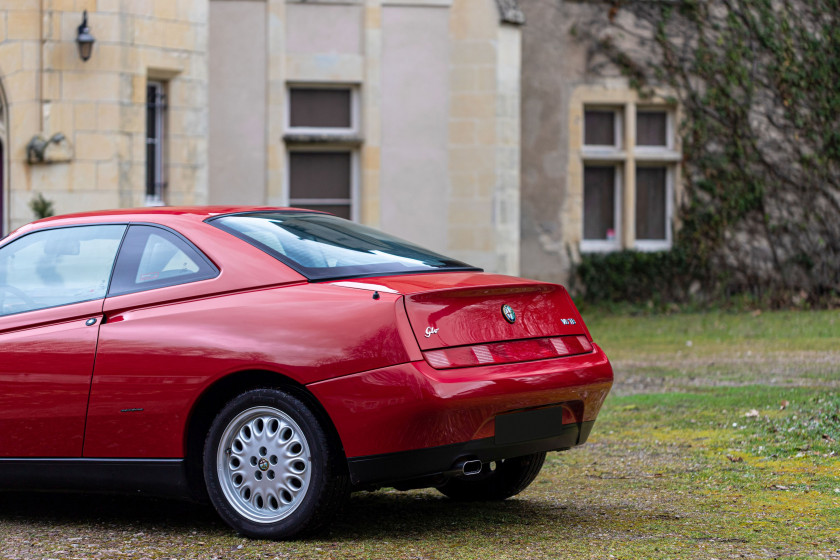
[
  {"x1": 402, "y1": 281, "x2": 588, "y2": 351},
  {"x1": 328, "y1": 273, "x2": 593, "y2": 368}
]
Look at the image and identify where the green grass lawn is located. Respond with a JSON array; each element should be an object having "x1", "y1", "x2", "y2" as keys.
[
  {"x1": 0, "y1": 310, "x2": 838, "y2": 559},
  {"x1": 587, "y1": 308, "x2": 840, "y2": 357}
]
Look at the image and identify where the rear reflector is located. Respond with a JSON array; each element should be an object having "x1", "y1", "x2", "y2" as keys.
[{"x1": 423, "y1": 335, "x2": 593, "y2": 369}]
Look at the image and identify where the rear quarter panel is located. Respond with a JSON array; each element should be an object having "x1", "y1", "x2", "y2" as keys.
[{"x1": 83, "y1": 285, "x2": 408, "y2": 458}]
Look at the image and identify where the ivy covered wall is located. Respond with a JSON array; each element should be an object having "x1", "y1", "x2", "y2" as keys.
[{"x1": 570, "y1": 0, "x2": 840, "y2": 306}]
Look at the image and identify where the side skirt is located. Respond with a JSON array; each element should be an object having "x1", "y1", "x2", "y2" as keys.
[{"x1": 0, "y1": 458, "x2": 190, "y2": 498}]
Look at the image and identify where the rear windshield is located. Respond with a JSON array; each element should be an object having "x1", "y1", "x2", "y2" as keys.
[{"x1": 208, "y1": 211, "x2": 479, "y2": 281}]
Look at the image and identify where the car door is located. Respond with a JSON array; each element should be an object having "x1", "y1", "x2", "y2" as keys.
[
  {"x1": 83, "y1": 224, "x2": 220, "y2": 458},
  {"x1": 0, "y1": 224, "x2": 126, "y2": 457}
]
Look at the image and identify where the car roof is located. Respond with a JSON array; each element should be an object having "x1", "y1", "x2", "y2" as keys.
[{"x1": 12, "y1": 206, "x2": 315, "y2": 235}]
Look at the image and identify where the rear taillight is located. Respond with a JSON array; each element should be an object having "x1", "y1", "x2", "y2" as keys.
[{"x1": 423, "y1": 335, "x2": 593, "y2": 369}]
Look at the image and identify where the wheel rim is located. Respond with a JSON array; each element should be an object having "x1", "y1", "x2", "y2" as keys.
[{"x1": 216, "y1": 406, "x2": 312, "y2": 524}]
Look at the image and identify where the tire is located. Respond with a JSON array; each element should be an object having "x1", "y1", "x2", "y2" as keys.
[
  {"x1": 436, "y1": 452, "x2": 547, "y2": 501},
  {"x1": 203, "y1": 388, "x2": 348, "y2": 539}
]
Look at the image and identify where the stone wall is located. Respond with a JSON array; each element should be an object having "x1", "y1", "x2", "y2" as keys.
[
  {"x1": 519, "y1": 0, "x2": 680, "y2": 285},
  {"x1": 445, "y1": 0, "x2": 520, "y2": 272},
  {"x1": 0, "y1": 0, "x2": 207, "y2": 234},
  {"x1": 520, "y1": 0, "x2": 592, "y2": 284},
  {"x1": 1, "y1": 0, "x2": 522, "y2": 278},
  {"x1": 240, "y1": 0, "x2": 522, "y2": 273}
]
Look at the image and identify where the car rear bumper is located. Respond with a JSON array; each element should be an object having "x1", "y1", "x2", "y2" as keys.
[
  {"x1": 308, "y1": 344, "x2": 613, "y2": 485},
  {"x1": 347, "y1": 418, "x2": 595, "y2": 486}
]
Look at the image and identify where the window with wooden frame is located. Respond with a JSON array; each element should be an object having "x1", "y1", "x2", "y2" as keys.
[
  {"x1": 580, "y1": 105, "x2": 678, "y2": 252},
  {"x1": 584, "y1": 109, "x2": 622, "y2": 149},
  {"x1": 285, "y1": 85, "x2": 360, "y2": 220},
  {"x1": 583, "y1": 165, "x2": 621, "y2": 247},
  {"x1": 287, "y1": 150, "x2": 355, "y2": 220},
  {"x1": 288, "y1": 88, "x2": 355, "y2": 133}
]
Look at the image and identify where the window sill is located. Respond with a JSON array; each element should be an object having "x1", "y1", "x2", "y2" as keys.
[
  {"x1": 634, "y1": 240, "x2": 672, "y2": 252},
  {"x1": 283, "y1": 133, "x2": 363, "y2": 146},
  {"x1": 580, "y1": 240, "x2": 622, "y2": 253},
  {"x1": 144, "y1": 196, "x2": 165, "y2": 207},
  {"x1": 581, "y1": 148, "x2": 626, "y2": 161},
  {"x1": 634, "y1": 149, "x2": 681, "y2": 162}
]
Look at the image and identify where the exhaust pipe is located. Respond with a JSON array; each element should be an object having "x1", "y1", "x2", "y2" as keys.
[{"x1": 456, "y1": 459, "x2": 483, "y2": 476}]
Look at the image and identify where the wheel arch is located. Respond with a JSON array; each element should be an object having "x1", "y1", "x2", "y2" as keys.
[{"x1": 183, "y1": 369, "x2": 347, "y2": 502}]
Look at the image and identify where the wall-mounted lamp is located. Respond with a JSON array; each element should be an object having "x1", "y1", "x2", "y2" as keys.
[{"x1": 76, "y1": 10, "x2": 95, "y2": 62}]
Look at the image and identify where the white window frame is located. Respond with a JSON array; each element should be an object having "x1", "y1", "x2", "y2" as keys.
[
  {"x1": 284, "y1": 84, "x2": 360, "y2": 136},
  {"x1": 633, "y1": 108, "x2": 678, "y2": 251},
  {"x1": 634, "y1": 108, "x2": 674, "y2": 152},
  {"x1": 284, "y1": 146, "x2": 360, "y2": 222},
  {"x1": 580, "y1": 164, "x2": 623, "y2": 253},
  {"x1": 578, "y1": 102, "x2": 679, "y2": 254},
  {"x1": 582, "y1": 107, "x2": 623, "y2": 151},
  {"x1": 145, "y1": 80, "x2": 166, "y2": 207},
  {"x1": 634, "y1": 164, "x2": 674, "y2": 252},
  {"x1": 581, "y1": 106, "x2": 625, "y2": 252}
]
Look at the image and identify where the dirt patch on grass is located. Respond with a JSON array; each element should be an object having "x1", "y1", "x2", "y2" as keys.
[{"x1": 611, "y1": 350, "x2": 840, "y2": 395}]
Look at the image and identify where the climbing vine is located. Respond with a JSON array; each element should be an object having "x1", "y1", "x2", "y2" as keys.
[{"x1": 575, "y1": 0, "x2": 840, "y2": 306}]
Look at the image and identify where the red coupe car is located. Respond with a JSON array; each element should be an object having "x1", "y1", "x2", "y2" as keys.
[{"x1": 0, "y1": 207, "x2": 613, "y2": 539}]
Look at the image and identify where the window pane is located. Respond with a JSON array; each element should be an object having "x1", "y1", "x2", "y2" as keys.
[
  {"x1": 135, "y1": 232, "x2": 200, "y2": 284},
  {"x1": 108, "y1": 225, "x2": 218, "y2": 296},
  {"x1": 0, "y1": 225, "x2": 126, "y2": 316},
  {"x1": 584, "y1": 110, "x2": 616, "y2": 146},
  {"x1": 145, "y1": 142, "x2": 156, "y2": 197},
  {"x1": 146, "y1": 85, "x2": 157, "y2": 140},
  {"x1": 289, "y1": 152, "x2": 351, "y2": 200},
  {"x1": 211, "y1": 212, "x2": 477, "y2": 281},
  {"x1": 636, "y1": 167, "x2": 667, "y2": 240},
  {"x1": 583, "y1": 166, "x2": 617, "y2": 241},
  {"x1": 636, "y1": 111, "x2": 668, "y2": 147},
  {"x1": 289, "y1": 88, "x2": 352, "y2": 128},
  {"x1": 146, "y1": 82, "x2": 165, "y2": 201}
]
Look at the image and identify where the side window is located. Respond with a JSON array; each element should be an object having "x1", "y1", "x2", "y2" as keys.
[
  {"x1": 108, "y1": 225, "x2": 217, "y2": 296},
  {"x1": 0, "y1": 225, "x2": 126, "y2": 317}
]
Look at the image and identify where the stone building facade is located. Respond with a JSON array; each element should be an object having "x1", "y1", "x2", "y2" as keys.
[
  {"x1": 0, "y1": 0, "x2": 522, "y2": 275},
  {"x1": 519, "y1": 1, "x2": 682, "y2": 285},
  {"x1": 0, "y1": 0, "x2": 208, "y2": 231}
]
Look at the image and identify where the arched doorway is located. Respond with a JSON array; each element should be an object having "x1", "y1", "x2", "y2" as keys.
[
  {"x1": 0, "y1": 138, "x2": 4, "y2": 238},
  {"x1": 0, "y1": 81, "x2": 6, "y2": 238}
]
